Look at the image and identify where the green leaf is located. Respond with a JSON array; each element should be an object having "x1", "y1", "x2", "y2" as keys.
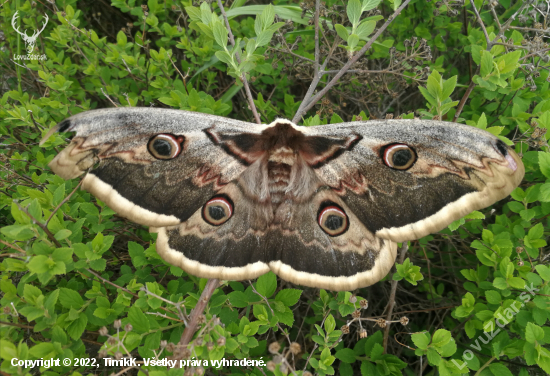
[
  {"x1": 347, "y1": 0, "x2": 362, "y2": 27},
  {"x1": 335, "y1": 24, "x2": 349, "y2": 42},
  {"x1": 256, "y1": 271, "x2": 277, "y2": 298},
  {"x1": 493, "y1": 277, "x2": 508, "y2": 290},
  {"x1": 335, "y1": 348, "x2": 356, "y2": 363},
  {"x1": 256, "y1": 29, "x2": 275, "y2": 47},
  {"x1": 485, "y1": 290, "x2": 501, "y2": 304},
  {"x1": 441, "y1": 75, "x2": 457, "y2": 99},
  {"x1": 426, "y1": 70, "x2": 443, "y2": 100},
  {"x1": 419, "y1": 86, "x2": 437, "y2": 107},
  {"x1": 325, "y1": 314, "x2": 336, "y2": 334},
  {"x1": 24, "y1": 284, "x2": 43, "y2": 306},
  {"x1": 427, "y1": 347, "x2": 441, "y2": 365},
  {"x1": 54, "y1": 229, "x2": 72, "y2": 240},
  {"x1": 274, "y1": 306, "x2": 294, "y2": 327},
  {"x1": 28, "y1": 255, "x2": 50, "y2": 274},
  {"x1": 498, "y1": 50, "x2": 521, "y2": 75},
  {"x1": 480, "y1": 50, "x2": 494, "y2": 77},
  {"x1": 1, "y1": 224, "x2": 36, "y2": 241},
  {"x1": 128, "y1": 306, "x2": 150, "y2": 333},
  {"x1": 185, "y1": 6, "x2": 201, "y2": 22},
  {"x1": 197, "y1": 23, "x2": 214, "y2": 39},
  {"x1": 59, "y1": 288, "x2": 83, "y2": 309},
  {"x1": 535, "y1": 265, "x2": 550, "y2": 281},
  {"x1": 66, "y1": 313, "x2": 87, "y2": 340},
  {"x1": 275, "y1": 289, "x2": 302, "y2": 306},
  {"x1": 29, "y1": 342, "x2": 56, "y2": 359},
  {"x1": 412, "y1": 332, "x2": 430, "y2": 350},
  {"x1": 117, "y1": 30, "x2": 127, "y2": 46},
  {"x1": 347, "y1": 34, "x2": 359, "y2": 49},
  {"x1": 526, "y1": 322, "x2": 545, "y2": 343},
  {"x1": 431, "y1": 329, "x2": 451, "y2": 347},
  {"x1": 539, "y1": 183, "x2": 550, "y2": 202},
  {"x1": 228, "y1": 291, "x2": 249, "y2": 308},
  {"x1": 539, "y1": 152, "x2": 550, "y2": 179},
  {"x1": 356, "y1": 21, "x2": 375, "y2": 40},
  {"x1": 507, "y1": 277, "x2": 525, "y2": 289},
  {"x1": 260, "y1": 4, "x2": 275, "y2": 29},
  {"x1": 212, "y1": 21, "x2": 228, "y2": 48},
  {"x1": 362, "y1": 0, "x2": 381, "y2": 12},
  {"x1": 528, "y1": 223, "x2": 544, "y2": 240},
  {"x1": 488, "y1": 363, "x2": 514, "y2": 376}
]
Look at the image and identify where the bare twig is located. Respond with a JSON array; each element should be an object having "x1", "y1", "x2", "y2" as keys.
[
  {"x1": 84, "y1": 269, "x2": 139, "y2": 298},
  {"x1": 0, "y1": 239, "x2": 26, "y2": 254},
  {"x1": 100, "y1": 88, "x2": 118, "y2": 107},
  {"x1": 383, "y1": 242, "x2": 409, "y2": 353},
  {"x1": 169, "y1": 56, "x2": 189, "y2": 94},
  {"x1": 140, "y1": 286, "x2": 188, "y2": 324},
  {"x1": 314, "y1": 0, "x2": 320, "y2": 74},
  {"x1": 174, "y1": 278, "x2": 220, "y2": 360},
  {"x1": 27, "y1": 110, "x2": 43, "y2": 133},
  {"x1": 292, "y1": 0, "x2": 413, "y2": 123},
  {"x1": 217, "y1": 0, "x2": 261, "y2": 124},
  {"x1": 471, "y1": 1, "x2": 490, "y2": 47}
]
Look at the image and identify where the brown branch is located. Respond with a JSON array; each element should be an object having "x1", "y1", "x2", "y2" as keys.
[
  {"x1": 292, "y1": 0, "x2": 413, "y2": 123},
  {"x1": 383, "y1": 242, "x2": 409, "y2": 353},
  {"x1": 174, "y1": 278, "x2": 220, "y2": 361},
  {"x1": 0, "y1": 239, "x2": 27, "y2": 254},
  {"x1": 314, "y1": 0, "x2": 320, "y2": 74},
  {"x1": 452, "y1": 66, "x2": 479, "y2": 122},
  {"x1": 217, "y1": 0, "x2": 261, "y2": 124}
]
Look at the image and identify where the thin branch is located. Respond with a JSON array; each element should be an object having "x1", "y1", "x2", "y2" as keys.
[
  {"x1": 0, "y1": 239, "x2": 26, "y2": 254},
  {"x1": 174, "y1": 278, "x2": 220, "y2": 360},
  {"x1": 321, "y1": 69, "x2": 425, "y2": 81},
  {"x1": 383, "y1": 242, "x2": 409, "y2": 353},
  {"x1": 314, "y1": 0, "x2": 320, "y2": 74},
  {"x1": 217, "y1": 0, "x2": 261, "y2": 124},
  {"x1": 169, "y1": 56, "x2": 189, "y2": 94},
  {"x1": 471, "y1": 1, "x2": 491, "y2": 47},
  {"x1": 84, "y1": 269, "x2": 139, "y2": 298},
  {"x1": 140, "y1": 286, "x2": 188, "y2": 324},
  {"x1": 292, "y1": 0, "x2": 413, "y2": 123},
  {"x1": 270, "y1": 47, "x2": 316, "y2": 63},
  {"x1": 16, "y1": 202, "x2": 62, "y2": 248},
  {"x1": 46, "y1": 177, "x2": 85, "y2": 225}
]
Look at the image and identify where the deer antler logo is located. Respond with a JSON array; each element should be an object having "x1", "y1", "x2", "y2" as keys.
[{"x1": 11, "y1": 11, "x2": 49, "y2": 54}]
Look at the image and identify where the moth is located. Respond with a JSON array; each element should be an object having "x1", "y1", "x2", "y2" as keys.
[{"x1": 40, "y1": 108, "x2": 524, "y2": 291}]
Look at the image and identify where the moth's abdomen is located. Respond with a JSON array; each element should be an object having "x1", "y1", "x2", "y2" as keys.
[{"x1": 268, "y1": 162, "x2": 292, "y2": 208}]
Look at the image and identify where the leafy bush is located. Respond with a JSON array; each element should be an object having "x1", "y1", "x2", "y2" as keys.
[{"x1": 1, "y1": 0, "x2": 549, "y2": 375}]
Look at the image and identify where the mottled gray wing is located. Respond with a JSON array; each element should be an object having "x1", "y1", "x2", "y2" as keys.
[
  {"x1": 40, "y1": 107, "x2": 268, "y2": 227},
  {"x1": 300, "y1": 119, "x2": 524, "y2": 242}
]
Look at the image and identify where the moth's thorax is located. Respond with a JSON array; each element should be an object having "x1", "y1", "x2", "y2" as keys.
[
  {"x1": 268, "y1": 146, "x2": 296, "y2": 165},
  {"x1": 268, "y1": 161, "x2": 292, "y2": 207}
]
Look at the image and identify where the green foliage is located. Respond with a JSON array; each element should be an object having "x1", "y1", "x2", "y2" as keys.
[
  {"x1": 418, "y1": 70, "x2": 459, "y2": 119},
  {"x1": 335, "y1": 0, "x2": 381, "y2": 57},
  {"x1": 1, "y1": 0, "x2": 550, "y2": 375}
]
